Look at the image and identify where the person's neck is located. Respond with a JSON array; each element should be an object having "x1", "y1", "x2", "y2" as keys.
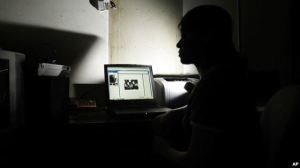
[
  {"x1": 195, "y1": 48, "x2": 238, "y2": 76},
  {"x1": 195, "y1": 63, "x2": 213, "y2": 77}
]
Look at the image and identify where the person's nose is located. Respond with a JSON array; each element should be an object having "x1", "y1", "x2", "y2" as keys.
[{"x1": 176, "y1": 39, "x2": 182, "y2": 48}]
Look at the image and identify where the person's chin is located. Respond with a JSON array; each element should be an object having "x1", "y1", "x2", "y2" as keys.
[{"x1": 180, "y1": 58, "x2": 193, "y2": 64}]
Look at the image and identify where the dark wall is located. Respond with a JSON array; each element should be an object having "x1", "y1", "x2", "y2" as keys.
[
  {"x1": 291, "y1": 0, "x2": 300, "y2": 83},
  {"x1": 240, "y1": 0, "x2": 294, "y2": 87}
]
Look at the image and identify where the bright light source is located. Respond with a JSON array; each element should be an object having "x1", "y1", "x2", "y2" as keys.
[{"x1": 99, "y1": 0, "x2": 117, "y2": 11}]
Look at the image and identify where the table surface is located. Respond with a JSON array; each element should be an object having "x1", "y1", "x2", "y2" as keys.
[{"x1": 68, "y1": 108, "x2": 161, "y2": 124}]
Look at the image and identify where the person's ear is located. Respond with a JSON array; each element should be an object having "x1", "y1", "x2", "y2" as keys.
[{"x1": 203, "y1": 30, "x2": 218, "y2": 45}]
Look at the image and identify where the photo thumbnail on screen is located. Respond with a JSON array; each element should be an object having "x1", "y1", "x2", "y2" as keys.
[
  {"x1": 124, "y1": 79, "x2": 139, "y2": 90},
  {"x1": 109, "y1": 74, "x2": 118, "y2": 85}
]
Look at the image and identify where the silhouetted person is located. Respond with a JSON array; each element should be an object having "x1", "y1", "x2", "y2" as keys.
[{"x1": 152, "y1": 5, "x2": 262, "y2": 168}]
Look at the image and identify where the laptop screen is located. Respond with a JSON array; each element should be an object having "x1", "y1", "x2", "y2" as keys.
[{"x1": 105, "y1": 65, "x2": 154, "y2": 100}]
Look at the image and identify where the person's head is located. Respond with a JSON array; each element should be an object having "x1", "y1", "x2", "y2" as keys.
[{"x1": 177, "y1": 5, "x2": 236, "y2": 67}]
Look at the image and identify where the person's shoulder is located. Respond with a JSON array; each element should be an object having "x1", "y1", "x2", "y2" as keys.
[{"x1": 212, "y1": 56, "x2": 247, "y2": 82}]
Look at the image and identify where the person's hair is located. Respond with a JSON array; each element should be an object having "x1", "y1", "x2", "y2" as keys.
[{"x1": 179, "y1": 5, "x2": 233, "y2": 43}]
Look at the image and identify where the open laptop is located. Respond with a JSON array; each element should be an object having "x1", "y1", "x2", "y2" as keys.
[{"x1": 104, "y1": 64, "x2": 170, "y2": 117}]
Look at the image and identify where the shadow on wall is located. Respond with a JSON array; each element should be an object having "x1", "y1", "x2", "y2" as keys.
[
  {"x1": 0, "y1": 22, "x2": 101, "y2": 124},
  {"x1": 0, "y1": 21, "x2": 98, "y2": 68}
]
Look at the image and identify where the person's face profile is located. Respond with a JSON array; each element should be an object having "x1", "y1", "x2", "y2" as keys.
[
  {"x1": 177, "y1": 31, "x2": 206, "y2": 64},
  {"x1": 176, "y1": 5, "x2": 234, "y2": 66}
]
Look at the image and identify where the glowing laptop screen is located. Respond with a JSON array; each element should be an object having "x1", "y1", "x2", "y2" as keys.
[{"x1": 107, "y1": 66, "x2": 154, "y2": 100}]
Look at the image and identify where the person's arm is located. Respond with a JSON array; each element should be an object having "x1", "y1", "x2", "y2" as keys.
[
  {"x1": 153, "y1": 122, "x2": 224, "y2": 168},
  {"x1": 152, "y1": 135, "x2": 187, "y2": 167},
  {"x1": 152, "y1": 75, "x2": 226, "y2": 167},
  {"x1": 187, "y1": 122, "x2": 224, "y2": 168},
  {"x1": 152, "y1": 105, "x2": 187, "y2": 138}
]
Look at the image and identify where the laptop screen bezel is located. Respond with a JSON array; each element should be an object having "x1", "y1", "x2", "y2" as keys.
[{"x1": 104, "y1": 64, "x2": 157, "y2": 107}]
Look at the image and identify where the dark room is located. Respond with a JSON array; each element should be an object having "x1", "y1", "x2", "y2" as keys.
[{"x1": 1, "y1": 0, "x2": 299, "y2": 167}]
